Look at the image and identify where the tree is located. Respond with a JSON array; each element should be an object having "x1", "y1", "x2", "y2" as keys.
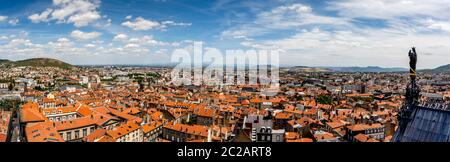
[
  {"x1": 0, "y1": 99, "x2": 23, "y2": 116},
  {"x1": 317, "y1": 94, "x2": 332, "y2": 105}
]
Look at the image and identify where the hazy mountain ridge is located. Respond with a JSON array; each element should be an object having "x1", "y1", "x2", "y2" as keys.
[
  {"x1": 288, "y1": 66, "x2": 408, "y2": 72},
  {"x1": 326, "y1": 66, "x2": 408, "y2": 72},
  {"x1": 421, "y1": 64, "x2": 450, "y2": 73}
]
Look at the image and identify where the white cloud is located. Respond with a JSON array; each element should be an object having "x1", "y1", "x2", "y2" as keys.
[
  {"x1": 124, "y1": 43, "x2": 140, "y2": 48},
  {"x1": 121, "y1": 17, "x2": 191, "y2": 31},
  {"x1": 0, "y1": 39, "x2": 46, "y2": 56},
  {"x1": 221, "y1": 2, "x2": 450, "y2": 68},
  {"x1": 113, "y1": 34, "x2": 129, "y2": 42},
  {"x1": 70, "y1": 30, "x2": 102, "y2": 40},
  {"x1": 0, "y1": 36, "x2": 8, "y2": 40},
  {"x1": 47, "y1": 37, "x2": 87, "y2": 55},
  {"x1": 222, "y1": 3, "x2": 348, "y2": 39},
  {"x1": 84, "y1": 44, "x2": 96, "y2": 48},
  {"x1": 67, "y1": 11, "x2": 101, "y2": 27},
  {"x1": 0, "y1": 16, "x2": 7, "y2": 22},
  {"x1": 423, "y1": 18, "x2": 450, "y2": 32},
  {"x1": 250, "y1": 28, "x2": 369, "y2": 51},
  {"x1": 112, "y1": 34, "x2": 174, "y2": 47},
  {"x1": 257, "y1": 3, "x2": 346, "y2": 29},
  {"x1": 327, "y1": 0, "x2": 450, "y2": 20},
  {"x1": 28, "y1": 0, "x2": 102, "y2": 27},
  {"x1": 0, "y1": 35, "x2": 179, "y2": 61},
  {"x1": 221, "y1": 30, "x2": 252, "y2": 40},
  {"x1": 105, "y1": 18, "x2": 112, "y2": 27},
  {"x1": 5, "y1": 39, "x2": 34, "y2": 48},
  {"x1": 161, "y1": 21, "x2": 192, "y2": 28},
  {"x1": 125, "y1": 15, "x2": 132, "y2": 19},
  {"x1": 28, "y1": 9, "x2": 53, "y2": 23},
  {"x1": 121, "y1": 17, "x2": 161, "y2": 30},
  {"x1": 8, "y1": 18, "x2": 19, "y2": 26},
  {"x1": 155, "y1": 49, "x2": 168, "y2": 55}
]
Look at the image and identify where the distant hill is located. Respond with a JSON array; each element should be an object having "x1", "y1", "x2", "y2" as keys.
[
  {"x1": 327, "y1": 66, "x2": 408, "y2": 72},
  {"x1": 289, "y1": 66, "x2": 331, "y2": 72},
  {"x1": 0, "y1": 59, "x2": 13, "y2": 64},
  {"x1": 286, "y1": 66, "x2": 408, "y2": 73},
  {"x1": 422, "y1": 64, "x2": 450, "y2": 73},
  {"x1": 0, "y1": 58, "x2": 75, "y2": 69}
]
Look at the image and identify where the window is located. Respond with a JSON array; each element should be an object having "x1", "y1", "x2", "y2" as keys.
[
  {"x1": 276, "y1": 135, "x2": 280, "y2": 141},
  {"x1": 67, "y1": 132, "x2": 72, "y2": 140},
  {"x1": 90, "y1": 127, "x2": 94, "y2": 133},
  {"x1": 62, "y1": 116, "x2": 66, "y2": 121},
  {"x1": 83, "y1": 129, "x2": 87, "y2": 136},
  {"x1": 75, "y1": 130, "x2": 79, "y2": 139}
]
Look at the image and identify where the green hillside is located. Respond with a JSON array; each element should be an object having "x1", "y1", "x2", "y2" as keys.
[{"x1": 0, "y1": 58, "x2": 75, "y2": 69}]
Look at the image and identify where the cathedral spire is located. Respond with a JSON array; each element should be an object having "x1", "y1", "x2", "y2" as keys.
[{"x1": 392, "y1": 47, "x2": 421, "y2": 142}]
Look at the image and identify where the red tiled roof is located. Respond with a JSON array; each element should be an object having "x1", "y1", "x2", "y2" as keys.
[
  {"x1": 83, "y1": 128, "x2": 107, "y2": 142},
  {"x1": 106, "y1": 121, "x2": 141, "y2": 140},
  {"x1": 286, "y1": 138, "x2": 313, "y2": 142},
  {"x1": 20, "y1": 102, "x2": 45, "y2": 123},
  {"x1": 164, "y1": 123, "x2": 208, "y2": 137},
  {"x1": 25, "y1": 122, "x2": 64, "y2": 142},
  {"x1": 0, "y1": 134, "x2": 6, "y2": 142},
  {"x1": 54, "y1": 116, "x2": 97, "y2": 131}
]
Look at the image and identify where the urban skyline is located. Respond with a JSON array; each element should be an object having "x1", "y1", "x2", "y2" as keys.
[{"x1": 0, "y1": 0, "x2": 450, "y2": 68}]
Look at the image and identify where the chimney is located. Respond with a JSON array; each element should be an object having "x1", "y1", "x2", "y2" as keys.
[
  {"x1": 207, "y1": 128, "x2": 212, "y2": 142},
  {"x1": 186, "y1": 113, "x2": 190, "y2": 123}
]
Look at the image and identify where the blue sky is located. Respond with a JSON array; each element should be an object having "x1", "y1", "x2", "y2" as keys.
[{"x1": 0, "y1": 0, "x2": 450, "y2": 68}]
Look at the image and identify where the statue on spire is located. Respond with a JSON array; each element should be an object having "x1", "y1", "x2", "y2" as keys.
[
  {"x1": 406, "y1": 47, "x2": 420, "y2": 106},
  {"x1": 392, "y1": 47, "x2": 421, "y2": 142},
  {"x1": 409, "y1": 47, "x2": 417, "y2": 78}
]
